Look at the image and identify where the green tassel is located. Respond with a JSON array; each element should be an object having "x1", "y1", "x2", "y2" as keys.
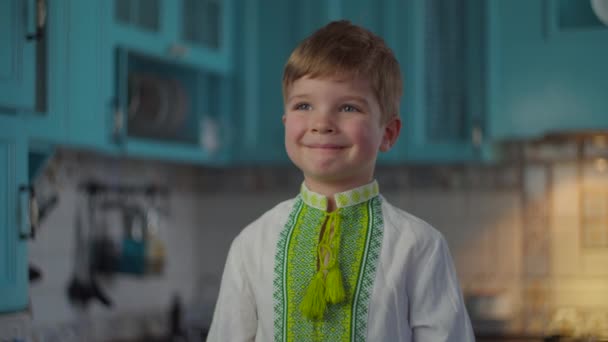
[
  {"x1": 300, "y1": 272, "x2": 327, "y2": 320},
  {"x1": 325, "y1": 266, "x2": 345, "y2": 304}
]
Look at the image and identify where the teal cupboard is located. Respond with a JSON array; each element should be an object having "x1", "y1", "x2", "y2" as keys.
[
  {"x1": 0, "y1": 0, "x2": 67, "y2": 313},
  {"x1": 0, "y1": 0, "x2": 67, "y2": 143},
  {"x1": 487, "y1": 0, "x2": 608, "y2": 140},
  {"x1": 65, "y1": 0, "x2": 235, "y2": 164},
  {"x1": 0, "y1": 124, "x2": 29, "y2": 313},
  {"x1": 0, "y1": 0, "x2": 36, "y2": 110}
]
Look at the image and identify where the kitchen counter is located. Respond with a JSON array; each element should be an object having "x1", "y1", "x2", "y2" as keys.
[{"x1": 476, "y1": 333, "x2": 544, "y2": 341}]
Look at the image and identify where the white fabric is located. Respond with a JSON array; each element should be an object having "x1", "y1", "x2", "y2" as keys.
[{"x1": 207, "y1": 196, "x2": 475, "y2": 342}]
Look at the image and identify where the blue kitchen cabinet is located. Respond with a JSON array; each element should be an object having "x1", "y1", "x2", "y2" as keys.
[
  {"x1": 112, "y1": 48, "x2": 235, "y2": 164},
  {"x1": 395, "y1": 0, "x2": 490, "y2": 163},
  {"x1": 0, "y1": 0, "x2": 36, "y2": 111},
  {"x1": 104, "y1": 0, "x2": 233, "y2": 74},
  {"x1": 64, "y1": 0, "x2": 235, "y2": 164},
  {"x1": 0, "y1": 0, "x2": 66, "y2": 313},
  {"x1": 0, "y1": 0, "x2": 68, "y2": 144},
  {"x1": 487, "y1": 0, "x2": 608, "y2": 140},
  {"x1": 231, "y1": 0, "x2": 293, "y2": 163},
  {"x1": 61, "y1": 0, "x2": 111, "y2": 151},
  {"x1": 0, "y1": 124, "x2": 29, "y2": 313},
  {"x1": 21, "y1": 0, "x2": 69, "y2": 143}
]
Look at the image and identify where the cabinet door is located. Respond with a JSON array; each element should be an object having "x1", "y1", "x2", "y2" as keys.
[
  {"x1": 109, "y1": 0, "x2": 166, "y2": 53},
  {"x1": 0, "y1": 0, "x2": 36, "y2": 110},
  {"x1": 107, "y1": 0, "x2": 232, "y2": 73},
  {"x1": 113, "y1": 49, "x2": 233, "y2": 164},
  {"x1": 63, "y1": 0, "x2": 112, "y2": 150},
  {"x1": 233, "y1": 0, "x2": 293, "y2": 162},
  {"x1": 21, "y1": 0, "x2": 69, "y2": 143},
  {"x1": 0, "y1": 0, "x2": 68, "y2": 143},
  {"x1": 402, "y1": 0, "x2": 487, "y2": 163},
  {"x1": 488, "y1": 0, "x2": 608, "y2": 139},
  {"x1": 0, "y1": 127, "x2": 28, "y2": 313},
  {"x1": 178, "y1": 0, "x2": 234, "y2": 72}
]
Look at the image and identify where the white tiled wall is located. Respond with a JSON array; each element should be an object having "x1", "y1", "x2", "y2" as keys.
[
  {"x1": 548, "y1": 162, "x2": 608, "y2": 322},
  {"x1": 29, "y1": 187, "x2": 202, "y2": 340}
]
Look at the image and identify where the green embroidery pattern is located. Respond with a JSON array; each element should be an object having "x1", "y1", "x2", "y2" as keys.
[
  {"x1": 300, "y1": 181, "x2": 379, "y2": 210},
  {"x1": 274, "y1": 198, "x2": 304, "y2": 342},
  {"x1": 273, "y1": 194, "x2": 385, "y2": 342},
  {"x1": 287, "y1": 205, "x2": 324, "y2": 340},
  {"x1": 352, "y1": 197, "x2": 384, "y2": 341}
]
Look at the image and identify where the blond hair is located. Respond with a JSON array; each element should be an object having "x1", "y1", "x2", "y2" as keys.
[{"x1": 282, "y1": 20, "x2": 402, "y2": 123}]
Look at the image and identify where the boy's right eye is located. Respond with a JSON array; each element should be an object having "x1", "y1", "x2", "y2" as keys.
[{"x1": 294, "y1": 103, "x2": 312, "y2": 111}]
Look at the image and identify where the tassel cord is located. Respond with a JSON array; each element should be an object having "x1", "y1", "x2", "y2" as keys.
[{"x1": 300, "y1": 209, "x2": 346, "y2": 320}]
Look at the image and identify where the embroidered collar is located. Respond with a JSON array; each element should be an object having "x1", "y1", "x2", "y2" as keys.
[{"x1": 299, "y1": 180, "x2": 380, "y2": 211}]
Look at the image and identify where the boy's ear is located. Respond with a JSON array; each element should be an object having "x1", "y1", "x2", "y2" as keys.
[
  {"x1": 282, "y1": 114, "x2": 286, "y2": 124},
  {"x1": 380, "y1": 116, "x2": 401, "y2": 152}
]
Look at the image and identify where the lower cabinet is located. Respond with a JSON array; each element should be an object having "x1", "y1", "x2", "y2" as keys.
[{"x1": 0, "y1": 125, "x2": 29, "y2": 313}]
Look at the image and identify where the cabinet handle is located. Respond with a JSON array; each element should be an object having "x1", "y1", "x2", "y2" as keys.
[
  {"x1": 18, "y1": 185, "x2": 38, "y2": 240},
  {"x1": 472, "y1": 122, "x2": 483, "y2": 147},
  {"x1": 26, "y1": 0, "x2": 47, "y2": 42},
  {"x1": 113, "y1": 106, "x2": 125, "y2": 144}
]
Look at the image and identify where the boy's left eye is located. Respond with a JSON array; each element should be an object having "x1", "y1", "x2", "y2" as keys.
[
  {"x1": 294, "y1": 103, "x2": 312, "y2": 111},
  {"x1": 340, "y1": 104, "x2": 360, "y2": 113}
]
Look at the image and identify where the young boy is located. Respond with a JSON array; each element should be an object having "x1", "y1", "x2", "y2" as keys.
[{"x1": 208, "y1": 21, "x2": 474, "y2": 341}]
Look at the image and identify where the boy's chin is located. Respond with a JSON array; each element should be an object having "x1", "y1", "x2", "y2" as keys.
[
  {"x1": 301, "y1": 167, "x2": 347, "y2": 181},
  {"x1": 302, "y1": 170, "x2": 372, "y2": 188}
]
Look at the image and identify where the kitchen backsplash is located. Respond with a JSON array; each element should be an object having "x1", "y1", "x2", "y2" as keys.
[{"x1": 25, "y1": 147, "x2": 608, "y2": 340}]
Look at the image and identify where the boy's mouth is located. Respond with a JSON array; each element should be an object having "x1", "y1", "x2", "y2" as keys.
[{"x1": 305, "y1": 144, "x2": 346, "y2": 150}]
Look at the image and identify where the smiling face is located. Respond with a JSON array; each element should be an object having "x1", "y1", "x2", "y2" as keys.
[{"x1": 283, "y1": 75, "x2": 401, "y2": 193}]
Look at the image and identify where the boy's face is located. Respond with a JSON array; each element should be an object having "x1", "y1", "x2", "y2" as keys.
[{"x1": 283, "y1": 75, "x2": 400, "y2": 190}]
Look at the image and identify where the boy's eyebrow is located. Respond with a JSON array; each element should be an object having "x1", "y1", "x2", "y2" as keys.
[
  {"x1": 286, "y1": 94, "x2": 310, "y2": 102},
  {"x1": 337, "y1": 95, "x2": 370, "y2": 107},
  {"x1": 287, "y1": 94, "x2": 370, "y2": 106},
  {"x1": 340, "y1": 95, "x2": 367, "y2": 103}
]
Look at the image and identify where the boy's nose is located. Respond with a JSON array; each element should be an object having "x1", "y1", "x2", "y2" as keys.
[
  {"x1": 312, "y1": 125, "x2": 334, "y2": 133},
  {"x1": 311, "y1": 111, "x2": 336, "y2": 133}
]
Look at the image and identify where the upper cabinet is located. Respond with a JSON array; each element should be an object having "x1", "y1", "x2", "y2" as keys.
[
  {"x1": 0, "y1": 0, "x2": 68, "y2": 143},
  {"x1": 488, "y1": 0, "x2": 608, "y2": 140},
  {"x1": 0, "y1": 0, "x2": 36, "y2": 111},
  {"x1": 13, "y1": 0, "x2": 608, "y2": 167},
  {"x1": 107, "y1": 0, "x2": 233, "y2": 73},
  {"x1": 231, "y1": 0, "x2": 293, "y2": 163},
  {"x1": 402, "y1": 0, "x2": 489, "y2": 163},
  {"x1": 0, "y1": 124, "x2": 29, "y2": 313},
  {"x1": 63, "y1": 0, "x2": 235, "y2": 164}
]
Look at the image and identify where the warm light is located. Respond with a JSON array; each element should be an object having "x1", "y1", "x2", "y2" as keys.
[
  {"x1": 594, "y1": 158, "x2": 608, "y2": 172},
  {"x1": 592, "y1": 135, "x2": 607, "y2": 148}
]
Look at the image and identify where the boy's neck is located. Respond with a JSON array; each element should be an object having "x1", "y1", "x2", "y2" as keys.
[{"x1": 303, "y1": 177, "x2": 375, "y2": 212}]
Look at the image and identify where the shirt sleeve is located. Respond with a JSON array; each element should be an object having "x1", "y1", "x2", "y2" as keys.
[
  {"x1": 408, "y1": 235, "x2": 475, "y2": 342},
  {"x1": 207, "y1": 235, "x2": 257, "y2": 342}
]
